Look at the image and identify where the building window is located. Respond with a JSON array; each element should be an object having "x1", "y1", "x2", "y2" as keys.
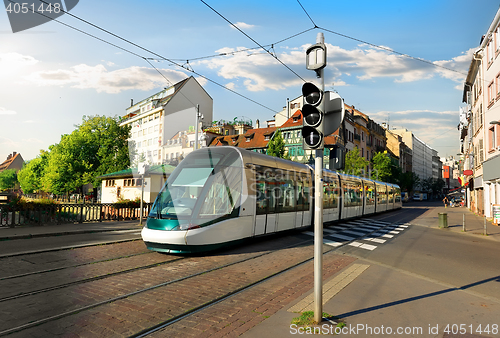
[
  {"x1": 105, "y1": 179, "x2": 115, "y2": 187},
  {"x1": 489, "y1": 126, "x2": 496, "y2": 151},
  {"x1": 488, "y1": 81, "x2": 495, "y2": 105}
]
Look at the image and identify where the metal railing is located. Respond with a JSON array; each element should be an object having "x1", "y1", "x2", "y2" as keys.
[{"x1": 0, "y1": 203, "x2": 153, "y2": 228}]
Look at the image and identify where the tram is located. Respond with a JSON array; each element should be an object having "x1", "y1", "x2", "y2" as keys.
[{"x1": 141, "y1": 146, "x2": 402, "y2": 253}]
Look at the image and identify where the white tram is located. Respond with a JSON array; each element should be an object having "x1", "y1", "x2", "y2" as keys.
[{"x1": 141, "y1": 147, "x2": 402, "y2": 253}]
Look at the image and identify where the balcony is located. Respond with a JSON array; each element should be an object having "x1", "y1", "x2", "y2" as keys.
[{"x1": 354, "y1": 134, "x2": 361, "y2": 141}]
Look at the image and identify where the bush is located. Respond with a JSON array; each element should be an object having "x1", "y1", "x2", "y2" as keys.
[
  {"x1": 111, "y1": 197, "x2": 142, "y2": 209},
  {"x1": 5, "y1": 197, "x2": 58, "y2": 210}
]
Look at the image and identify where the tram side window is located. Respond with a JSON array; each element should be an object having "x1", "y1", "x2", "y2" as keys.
[
  {"x1": 331, "y1": 178, "x2": 339, "y2": 208},
  {"x1": 365, "y1": 184, "x2": 375, "y2": 205},
  {"x1": 395, "y1": 188, "x2": 401, "y2": 202},
  {"x1": 297, "y1": 176, "x2": 310, "y2": 212},
  {"x1": 344, "y1": 180, "x2": 362, "y2": 207},
  {"x1": 323, "y1": 176, "x2": 338, "y2": 209},
  {"x1": 199, "y1": 166, "x2": 242, "y2": 217},
  {"x1": 281, "y1": 171, "x2": 296, "y2": 213},
  {"x1": 377, "y1": 185, "x2": 387, "y2": 204},
  {"x1": 353, "y1": 181, "x2": 362, "y2": 206},
  {"x1": 266, "y1": 171, "x2": 277, "y2": 214},
  {"x1": 255, "y1": 172, "x2": 267, "y2": 215}
]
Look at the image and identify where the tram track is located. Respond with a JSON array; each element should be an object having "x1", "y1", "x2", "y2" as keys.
[{"x1": 1, "y1": 219, "x2": 403, "y2": 337}]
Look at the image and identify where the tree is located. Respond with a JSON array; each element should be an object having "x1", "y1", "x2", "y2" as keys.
[
  {"x1": 267, "y1": 130, "x2": 290, "y2": 160},
  {"x1": 399, "y1": 171, "x2": 420, "y2": 195},
  {"x1": 371, "y1": 151, "x2": 392, "y2": 182},
  {"x1": 431, "y1": 178, "x2": 445, "y2": 197},
  {"x1": 420, "y1": 177, "x2": 433, "y2": 193},
  {"x1": 0, "y1": 169, "x2": 18, "y2": 191},
  {"x1": 344, "y1": 146, "x2": 369, "y2": 176},
  {"x1": 42, "y1": 115, "x2": 131, "y2": 195},
  {"x1": 17, "y1": 151, "x2": 49, "y2": 194}
]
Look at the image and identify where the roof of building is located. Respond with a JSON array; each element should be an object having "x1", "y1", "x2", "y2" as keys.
[
  {"x1": 208, "y1": 109, "x2": 340, "y2": 150},
  {"x1": 98, "y1": 164, "x2": 176, "y2": 179},
  {"x1": 0, "y1": 152, "x2": 24, "y2": 172}
]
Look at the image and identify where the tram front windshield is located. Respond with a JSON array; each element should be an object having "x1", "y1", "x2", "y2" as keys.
[{"x1": 149, "y1": 148, "x2": 243, "y2": 221}]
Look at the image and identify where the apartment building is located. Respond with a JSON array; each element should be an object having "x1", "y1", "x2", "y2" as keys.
[
  {"x1": 462, "y1": 8, "x2": 500, "y2": 218},
  {"x1": 120, "y1": 77, "x2": 213, "y2": 166},
  {"x1": 391, "y1": 128, "x2": 438, "y2": 183}
]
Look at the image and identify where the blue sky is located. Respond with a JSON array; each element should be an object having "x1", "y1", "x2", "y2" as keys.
[{"x1": 1, "y1": 0, "x2": 499, "y2": 163}]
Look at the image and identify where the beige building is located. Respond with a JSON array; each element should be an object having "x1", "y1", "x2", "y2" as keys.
[
  {"x1": 120, "y1": 77, "x2": 213, "y2": 166},
  {"x1": 461, "y1": 8, "x2": 500, "y2": 218},
  {"x1": 391, "y1": 128, "x2": 437, "y2": 182},
  {"x1": 384, "y1": 128, "x2": 412, "y2": 173},
  {"x1": 99, "y1": 165, "x2": 175, "y2": 203},
  {"x1": 0, "y1": 152, "x2": 24, "y2": 173}
]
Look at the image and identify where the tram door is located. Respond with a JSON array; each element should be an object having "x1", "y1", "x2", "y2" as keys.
[{"x1": 254, "y1": 169, "x2": 278, "y2": 235}]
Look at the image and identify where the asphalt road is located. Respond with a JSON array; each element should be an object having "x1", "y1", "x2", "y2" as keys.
[{"x1": 337, "y1": 204, "x2": 500, "y2": 303}]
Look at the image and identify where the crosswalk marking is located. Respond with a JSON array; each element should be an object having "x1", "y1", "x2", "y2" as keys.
[
  {"x1": 330, "y1": 234, "x2": 355, "y2": 241},
  {"x1": 343, "y1": 230, "x2": 370, "y2": 236},
  {"x1": 301, "y1": 218, "x2": 409, "y2": 251}
]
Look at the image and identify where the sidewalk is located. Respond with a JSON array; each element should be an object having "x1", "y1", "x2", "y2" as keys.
[
  {"x1": 409, "y1": 201, "x2": 500, "y2": 242},
  {"x1": 0, "y1": 220, "x2": 142, "y2": 241},
  {"x1": 242, "y1": 203, "x2": 500, "y2": 338}
]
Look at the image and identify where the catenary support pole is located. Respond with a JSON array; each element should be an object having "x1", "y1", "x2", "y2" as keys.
[
  {"x1": 314, "y1": 32, "x2": 325, "y2": 325},
  {"x1": 463, "y1": 214, "x2": 466, "y2": 232}
]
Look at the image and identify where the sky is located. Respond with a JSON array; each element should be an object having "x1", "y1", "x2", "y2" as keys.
[{"x1": 1, "y1": 0, "x2": 499, "y2": 164}]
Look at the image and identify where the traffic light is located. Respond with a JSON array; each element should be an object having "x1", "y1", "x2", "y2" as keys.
[{"x1": 302, "y1": 82, "x2": 324, "y2": 150}]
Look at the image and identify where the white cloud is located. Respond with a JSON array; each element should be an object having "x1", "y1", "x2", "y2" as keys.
[
  {"x1": 0, "y1": 107, "x2": 17, "y2": 115},
  {"x1": 0, "y1": 52, "x2": 38, "y2": 77},
  {"x1": 25, "y1": 64, "x2": 190, "y2": 93},
  {"x1": 196, "y1": 43, "x2": 471, "y2": 92},
  {"x1": 231, "y1": 22, "x2": 255, "y2": 30}
]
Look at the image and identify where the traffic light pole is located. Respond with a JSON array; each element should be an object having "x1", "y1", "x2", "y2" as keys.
[{"x1": 313, "y1": 33, "x2": 325, "y2": 325}]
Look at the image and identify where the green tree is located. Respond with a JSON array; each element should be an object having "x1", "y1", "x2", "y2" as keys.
[
  {"x1": 399, "y1": 171, "x2": 420, "y2": 195},
  {"x1": 344, "y1": 147, "x2": 369, "y2": 176},
  {"x1": 42, "y1": 115, "x2": 131, "y2": 195},
  {"x1": 431, "y1": 178, "x2": 445, "y2": 196},
  {"x1": 0, "y1": 169, "x2": 18, "y2": 191},
  {"x1": 267, "y1": 130, "x2": 290, "y2": 160},
  {"x1": 371, "y1": 151, "x2": 392, "y2": 182},
  {"x1": 17, "y1": 151, "x2": 49, "y2": 194},
  {"x1": 420, "y1": 177, "x2": 434, "y2": 193}
]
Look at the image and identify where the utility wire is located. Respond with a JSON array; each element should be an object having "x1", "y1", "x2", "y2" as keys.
[
  {"x1": 200, "y1": 0, "x2": 306, "y2": 82},
  {"x1": 296, "y1": 0, "x2": 317, "y2": 27},
  {"x1": 317, "y1": 26, "x2": 469, "y2": 79},
  {"x1": 11, "y1": 0, "x2": 278, "y2": 113}
]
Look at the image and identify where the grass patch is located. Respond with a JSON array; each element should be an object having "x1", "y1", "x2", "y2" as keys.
[
  {"x1": 291, "y1": 311, "x2": 346, "y2": 334},
  {"x1": 291, "y1": 311, "x2": 331, "y2": 326}
]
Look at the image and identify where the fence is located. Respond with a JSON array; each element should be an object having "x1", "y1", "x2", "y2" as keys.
[{"x1": 0, "y1": 203, "x2": 153, "y2": 228}]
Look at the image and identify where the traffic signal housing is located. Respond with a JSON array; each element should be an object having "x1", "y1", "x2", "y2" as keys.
[
  {"x1": 302, "y1": 82, "x2": 324, "y2": 150},
  {"x1": 301, "y1": 83, "x2": 345, "y2": 150}
]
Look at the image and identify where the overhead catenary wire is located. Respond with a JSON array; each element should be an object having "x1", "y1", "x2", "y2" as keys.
[
  {"x1": 12, "y1": 0, "x2": 278, "y2": 113},
  {"x1": 199, "y1": 0, "x2": 307, "y2": 83}
]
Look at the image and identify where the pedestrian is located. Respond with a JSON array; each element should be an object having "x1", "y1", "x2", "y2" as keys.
[{"x1": 443, "y1": 196, "x2": 449, "y2": 208}]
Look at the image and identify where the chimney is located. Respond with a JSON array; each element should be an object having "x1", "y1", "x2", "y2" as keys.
[
  {"x1": 131, "y1": 99, "x2": 134, "y2": 107},
  {"x1": 13, "y1": 152, "x2": 16, "y2": 156},
  {"x1": 255, "y1": 119, "x2": 260, "y2": 129},
  {"x1": 7, "y1": 154, "x2": 11, "y2": 160}
]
